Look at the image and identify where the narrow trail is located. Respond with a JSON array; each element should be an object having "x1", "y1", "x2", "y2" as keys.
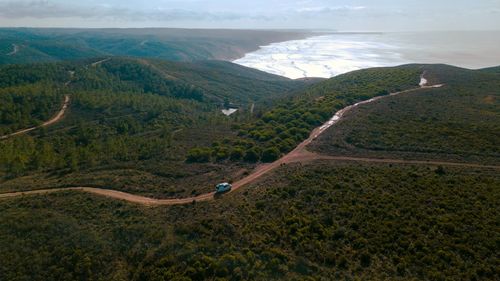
[
  {"x1": 277, "y1": 148, "x2": 500, "y2": 170},
  {"x1": 0, "y1": 95, "x2": 70, "y2": 140},
  {"x1": 91, "y1": 58, "x2": 111, "y2": 67},
  {"x1": 137, "y1": 59, "x2": 179, "y2": 81},
  {"x1": 6, "y1": 44, "x2": 19, "y2": 56},
  {"x1": 309, "y1": 155, "x2": 500, "y2": 170},
  {"x1": 1, "y1": 76, "x2": 497, "y2": 205},
  {"x1": 0, "y1": 58, "x2": 108, "y2": 140}
]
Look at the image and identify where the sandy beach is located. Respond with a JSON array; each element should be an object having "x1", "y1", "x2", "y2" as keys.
[{"x1": 234, "y1": 31, "x2": 500, "y2": 79}]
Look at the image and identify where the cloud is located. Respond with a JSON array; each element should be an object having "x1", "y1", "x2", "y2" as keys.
[
  {"x1": 0, "y1": 0, "x2": 268, "y2": 22},
  {"x1": 0, "y1": 0, "x2": 497, "y2": 30},
  {"x1": 292, "y1": 5, "x2": 367, "y2": 20},
  {"x1": 296, "y1": 6, "x2": 366, "y2": 13}
]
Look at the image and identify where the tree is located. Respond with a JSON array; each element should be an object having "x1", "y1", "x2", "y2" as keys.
[
  {"x1": 186, "y1": 148, "x2": 212, "y2": 163},
  {"x1": 435, "y1": 166, "x2": 446, "y2": 175},
  {"x1": 9, "y1": 155, "x2": 28, "y2": 176},
  {"x1": 243, "y1": 148, "x2": 260, "y2": 163},
  {"x1": 68, "y1": 150, "x2": 79, "y2": 172},
  {"x1": 262, "y1": 147, "x2": 280, "y2": 163},
  {"x1": 278, "y1": 138, "x2": 296, "y2": 153},
  {"x1": 215, "y1": 150, "x2": 229, "y2": 161},
  {"x1": 230, "y1": 148, "x2": 244, "y2": 161},
  {"x1": 360, "y1": 252, "x2": 371, "y2": 267}
]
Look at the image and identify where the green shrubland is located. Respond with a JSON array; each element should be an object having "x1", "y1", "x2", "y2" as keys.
[
  {"x1": 311, "y1": 65, "x2": 500, "y2": 164},
  {"x1": 0, "y1": 162, "x2": 497, "y2": 280}
]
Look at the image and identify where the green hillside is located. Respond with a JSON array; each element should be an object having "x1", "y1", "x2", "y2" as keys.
[
  {"x1": 480, "y1": 65, "x2": 500, "y2": 74},
  {"x1": 189, "y1": 66, "x2": 423, "y2": 164},
  {"x1": 0, "y1": 28, "x2": 311, "y2": 65},
  {"x1": 94, "y1": 58, "x2": 310, "y2": 104},
  {"x1": 0, "y1": 58, "x2": 311, "y2": 197},
  {"x1": 1, "y1": 162, "x2": 498, "y2": 280},
  {"x1": 2, "y1": 62, "x2": 498, "y2": 197},
  {"x1": 0, "y1": 62, "x2": 74, "y2": 134},
  {"x1": 3, "y1": 63, "x2": 471, "y2": 197},
  {"x1": 310, "y1": 65, "x2": 500, "y2": 164}
]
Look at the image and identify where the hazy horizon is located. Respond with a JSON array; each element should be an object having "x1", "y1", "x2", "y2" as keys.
[
  {"x1": 0, "y1": 0, "x2": 499, "y2": 31},
  {"x1": 1, "y1": 27, "x2": 500, "y2": 32}
]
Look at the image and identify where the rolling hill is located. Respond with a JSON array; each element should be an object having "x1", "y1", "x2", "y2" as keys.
[
  {"x1": 0, "y1": 28, "x2": 312, "y2": 65},
  {"x1": 310, "y1": 65, "x2": 500, "y2": 165},
  {"x1": 0, "y1": 57, "x2": 313, "y2": 197},
  {"x1": 0, "y1": 59, "x2": 498, "y2": 280}
]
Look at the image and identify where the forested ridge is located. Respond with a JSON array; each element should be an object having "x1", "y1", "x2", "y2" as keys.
[
  {"x1": 0, "y1": 28, "x2": 311, "y2": 65},
  {"x1": 0, "y1": 58, "x2": 310, "y2": 197},
  {"x1": 0, "y1": 82, "x2": 65, "y2": 134},
  {"x1": 4, "y1": 61, "x2": 499, "y2": 195},
  {"x1": 0, "y1": 62, "x2": 425, "y2": 197},
  {"x1": 1, "y1": 61, "x2": 498, "y2": 197}
]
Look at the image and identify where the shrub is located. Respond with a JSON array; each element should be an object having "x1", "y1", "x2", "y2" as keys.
[
  {"x1": 230, "y1": 148, "x2": 245, "y2": 161},
  {"x1": 243, "y1": 148, "x2": 260, "y2": 163},
  {"x1": 186, "y1": 147, "x2": 212, "y2": 163},
  {"x1": 262, "y1": 147, "x2": 280, "y2": 163},
  {"x1": 360, "y1": 252, "x2": 371, "y2": 267},
  {"x1": 214, "y1": 147, "x2": 230, "y2": 161},
  {"x1": 435, "y1": 166, "x2": 446, "y2": 175}
]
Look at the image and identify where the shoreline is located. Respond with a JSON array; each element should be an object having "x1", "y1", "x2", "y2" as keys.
[
  {"x1": 233, "y1": 33, "x2": 407, "y2": 79},
  {"x1": 233, "y1": 31, "x2": 500, "y2": 79}
]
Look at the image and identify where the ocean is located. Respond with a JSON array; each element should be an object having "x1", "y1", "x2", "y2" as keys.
[{"x1": 234, "y1": 31, "x2": 500, "y2": 79}]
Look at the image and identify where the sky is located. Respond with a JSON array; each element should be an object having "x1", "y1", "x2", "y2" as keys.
[{"x1": 0, "y1": 0, "x2": 499, "y2": 31}]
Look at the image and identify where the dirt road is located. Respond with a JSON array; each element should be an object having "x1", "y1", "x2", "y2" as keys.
[
  {"x1": 0, "y1": 56, "x2": 177, "y2": 145},
  {"x1": 1, "y1": 152, "x2": 496, "y2": 206},
  {"x1": 308, "y1": 155, "x2": 500, "y2": 169},
  {"x1": 91, "y1": 58, "x2": 111, "y2": 67},
  {"x1": 6, "y1": 44, "x2": 19, "y2": 56},
  {"x1": 1, "y1": 77, "x2": 497, "y2": 205},
  {"x1": 0, "y1": 63, "x2": 90, "y2": 140},
  {"x1": 0, "y1": 187, "x2": 215, "y2": 206},
  {"x1": 0, "y1": 95, "x2": 70, "y2": 140},
  {"x1": 0, "y1": 58, "x2": 109, "y2": 141}
]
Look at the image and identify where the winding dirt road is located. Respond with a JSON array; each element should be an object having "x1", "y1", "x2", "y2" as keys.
[
  {"x1": 0, "y1": 58, "x2": 101, "y2": 140},
  {"x1": 0, "y1": 95, "x2": 70, "y2": 140},
  {"x1": 6, "y1": 44, "x2": 19, "y2": 56},
  {"x1": 1, "y1": 77, "x2": 497, "y2": 205}
]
